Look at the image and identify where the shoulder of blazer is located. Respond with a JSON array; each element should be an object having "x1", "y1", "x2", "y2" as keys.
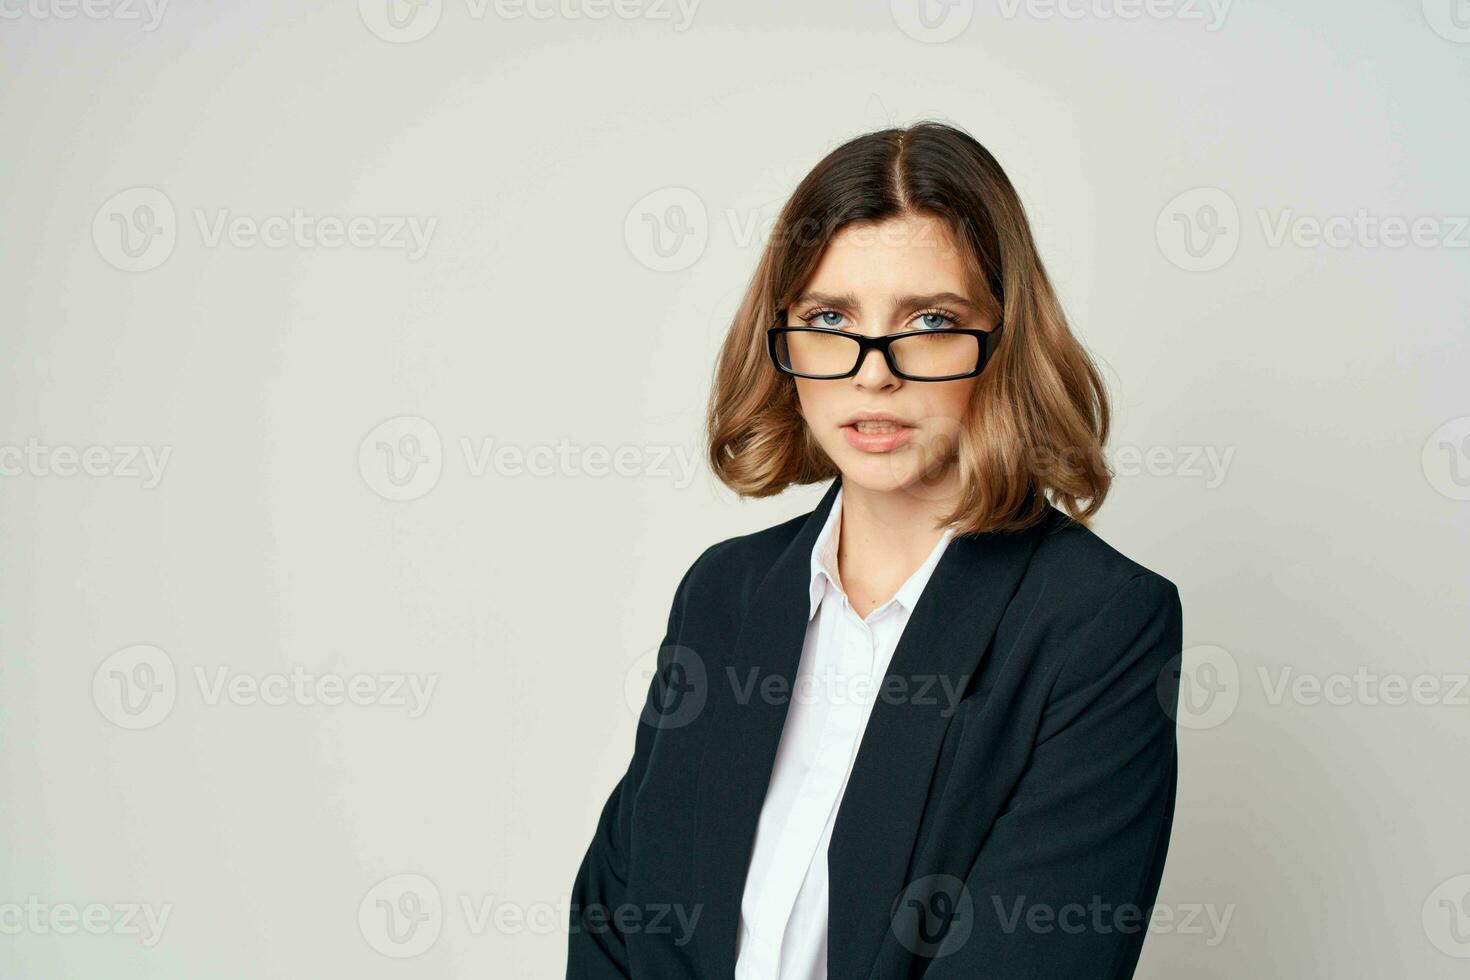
[
  {"x1": 1028, "y1": 506, "x2": 1181, "y2": 606},
  {"x1": 1017, "y1": 508, "x2": 1184, "y2": 696},
  {"x1": 676, "y1": 507, "x2": 808, "y2": 623}
]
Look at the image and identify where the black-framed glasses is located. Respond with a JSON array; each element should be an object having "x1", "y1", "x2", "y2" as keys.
[{"x1": 766, "y1": 319, "x2": 1003, "y2": 382}]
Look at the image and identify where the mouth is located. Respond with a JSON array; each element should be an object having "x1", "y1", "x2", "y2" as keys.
[
  {"x1": 846, "y1": 419, "x2": 909, "y2": 433},
  {"x1": 840, "y1": 417, "x2": 916, "y2": 453}
]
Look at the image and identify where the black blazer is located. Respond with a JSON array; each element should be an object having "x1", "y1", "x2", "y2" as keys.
[{"x1": 569, "y1": 474, "x2": 1183, "y2": 979}]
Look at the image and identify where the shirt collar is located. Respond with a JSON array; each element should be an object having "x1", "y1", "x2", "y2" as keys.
[{"x1": 807, "y1": 484, "x2": 957, "y2": 621}]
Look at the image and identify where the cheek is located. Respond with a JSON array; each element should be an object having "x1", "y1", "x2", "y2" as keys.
[
  {"x1": 922, "y1": 379, "x2": 979, "y2": 422},
  {"x1": 792, "y1": 378, "x2": 828, "y2": 421}
]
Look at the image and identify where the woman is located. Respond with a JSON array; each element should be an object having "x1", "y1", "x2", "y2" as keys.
[{"x1": 568, "y1": 121, "x2": 1183, "y2": 979}]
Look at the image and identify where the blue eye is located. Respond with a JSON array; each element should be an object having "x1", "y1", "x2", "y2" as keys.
[
  {"x1": 801, "y1": 309, "x2": 847, "y2": 328},
  {"x1": 798, "y1": 308, "x2": 959, "y2": 330}
]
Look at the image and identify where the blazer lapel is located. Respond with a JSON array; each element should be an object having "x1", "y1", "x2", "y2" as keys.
[
  {"x1": 691, "y1": 474, "x2": 1047, "y2": 979},
  {"x1": 827, "y1": 515, "x2": 1047, "y2": 979},
  {"x1": 692, "y1": 474, "x2": 843, "y2": 978}
]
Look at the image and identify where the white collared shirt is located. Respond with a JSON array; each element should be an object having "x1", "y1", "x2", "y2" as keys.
[{"x1": 734, "y1": 485, "x2": 956, "y2": 979}]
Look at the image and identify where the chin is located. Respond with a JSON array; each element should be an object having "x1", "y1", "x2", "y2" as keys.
[
  {"x1": 838, "y1": 448, "x2": 961, "y2": 501},
  {"x1": 835, "y1": 456, "x2": 922, "y2": 494}
]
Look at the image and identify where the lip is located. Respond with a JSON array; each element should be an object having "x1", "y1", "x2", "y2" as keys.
[
  {"x1": 842, "y1": 410, "x2": 914, "y2": 427},
  {"x1": 840, "y1": 412, "x2": 916, "y2": 453}
]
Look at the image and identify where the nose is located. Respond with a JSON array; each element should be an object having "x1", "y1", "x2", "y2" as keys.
[{"x1": 853, "y1": 343, "x2": 900, "y2": 390}]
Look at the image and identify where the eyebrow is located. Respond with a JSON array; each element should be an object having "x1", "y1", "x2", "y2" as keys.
[{"x1": 789, "y1": 291, "x2": 984, "y2": 317}]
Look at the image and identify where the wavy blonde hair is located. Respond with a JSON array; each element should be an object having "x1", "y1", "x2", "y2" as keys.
[{"x1": 705, "y1": 120, "x2": 1112, "y2": 536}]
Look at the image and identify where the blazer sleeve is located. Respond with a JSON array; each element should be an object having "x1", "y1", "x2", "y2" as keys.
[
  {"x1": 566, "y1": 552, "x2": 700, "y2": 979},
  {"x1": 924, "y1": 571, "x2": 1184, "y2": 979}
]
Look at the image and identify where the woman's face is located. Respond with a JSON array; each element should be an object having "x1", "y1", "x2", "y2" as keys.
[{"x1": 789, "y1": 212, "x2": 998, "y2": 499}]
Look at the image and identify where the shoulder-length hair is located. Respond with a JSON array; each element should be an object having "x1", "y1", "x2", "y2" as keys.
[{"x1": 705, "y1": 120, "x2": 1112, "y2": 536}]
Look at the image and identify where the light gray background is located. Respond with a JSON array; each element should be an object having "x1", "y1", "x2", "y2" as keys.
[{"x1": 2, "y1": 0, "x2": 1467, "y2": 976}]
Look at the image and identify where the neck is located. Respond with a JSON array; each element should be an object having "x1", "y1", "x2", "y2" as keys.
[{"x1": 833, "y1": 469, "x2": 961, "y2": 611}]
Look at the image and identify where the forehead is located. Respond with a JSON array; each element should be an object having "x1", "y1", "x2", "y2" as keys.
[{"x1": 802, "y1": 214, "x2": 977, "y2": 295}]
